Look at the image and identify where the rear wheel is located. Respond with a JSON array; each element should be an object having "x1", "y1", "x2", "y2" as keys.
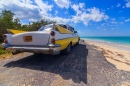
[
  {"x1": 12, "y1": 51, "x2": 20, "y2": 55},
  {"x1": 33, "y1": 53, "x2": 42, "y2": 56},
  {"x1": 63, "y1": 43, "x2": 71, "y2": 54}
]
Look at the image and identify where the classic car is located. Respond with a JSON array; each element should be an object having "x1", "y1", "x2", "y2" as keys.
[{"x1": 1, "y1": 23, "x2": 80, "y2": 55}]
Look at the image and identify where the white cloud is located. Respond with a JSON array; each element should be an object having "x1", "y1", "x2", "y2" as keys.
[
  {"x1": 125, "y1": 18, "x2": 130, "y2": 22},
  {"x1": 55, "y1": 10, "x2": 58, "y2": 15},
  {"x1": 54, "y1": 0, "x2": 71, "y2": 9},
  {"x1": 34, "y1": 0, "x2": 53, "y2": 15},
  {"x1": 72, "y1": 7, "x2": 109, "y2": 26},
  {"x1": 0, "y1": 0, "x2": 41, "y2": 21},
  {"x1": 0, "y1": 0, "x2": 71, "y2": 23},
  {"x1": 64, "y1": 11, "x2": 68, "y2": 14},
  {"x1": 111, "y1": 21, "x2": 118, "y2": 24},
  {"x1": 122, "y1": 6, "x2": 125, "y2": 8},
  {"x1": 0, "y1": 0, "x2": 53, "y2": 22},
  {"x1": 0, "y1": 0, "x2": 109, "y2": 26},
  {"x1": 120, "y1": 22, "x2": 124, "y2": 24},
  {"x1": 101, "y1": 23, "x2": 105, "y2": 26},
  {"x1": 71, "y1": 3, "x2": 109, "y2": 26},
  {"x1": 111, "y1": 6, "x2": 114, "y2": 8},
  {"x1": 45, "y1": 16, "x2": 72, "y2": 23},
  {"x1": 107, "y1": 8, "x2": 110, "y2": 10},
  {"x1": 110, "y1": 18, "x2": 118, "y2": 24},
  {"x1": 126, "y1": 0, "x2": 130, "y2": 8},
  {"x1": 116, "y1": 3, "x2": 121, "y2": 7},
  {"x1": 87, "y1": 7, "x2": 108, "y2": 21},
  {"x1": 20, "y1": 0, "x2": 33, "y2": 4},
  {"x1": 71, "y1": 3, "x2": 85, "y2": 15}
]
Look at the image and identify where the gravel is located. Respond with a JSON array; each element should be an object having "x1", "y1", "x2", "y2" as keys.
[{"x1": 0, "y1": 40, "x2": 130, "y2": 86}]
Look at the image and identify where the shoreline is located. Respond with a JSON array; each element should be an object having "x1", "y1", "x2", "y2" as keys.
[
  {"x1": 83, "y1": 39, "x2": 130, "y2": 72},
  {"x1": 82, "y1": 38, "x2": 130, "y2": 52}
]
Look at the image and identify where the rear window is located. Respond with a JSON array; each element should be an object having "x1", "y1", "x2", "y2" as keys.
[
  {"x1": 58, "y1": 24, "x2": 67, "y2": 29},
  {"x1": 38, "y1": 24, "x2": 53, "y2": 31}
]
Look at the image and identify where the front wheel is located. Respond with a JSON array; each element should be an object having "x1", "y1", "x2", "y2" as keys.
[
  {"x1": 76, "y1": 38, "x2": 80, "y2": 45},
  {"x1": 63, "y1": 43, "x2": 71, "y2": 54}
]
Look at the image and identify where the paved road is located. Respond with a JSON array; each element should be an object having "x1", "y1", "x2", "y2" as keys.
[{"x1": 0, "y1": 41, "x2": 130, "y2": 86}]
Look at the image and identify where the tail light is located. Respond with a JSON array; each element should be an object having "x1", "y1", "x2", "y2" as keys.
[
  {"x1": 50, "y1": 31, "x2": 55, "y2": 44},
  {"x1": 51, "y1": 38, "x2": 55, "y2": 44},
  {"x1": 4, "y1": 39, "x2": 8, "y2": 44},
  {"x1": 3, "y1": 34, "x2": 8, "y2": 44},
  {"x1": 50, "y1": 31, "x2": 55, "y2": 36}
]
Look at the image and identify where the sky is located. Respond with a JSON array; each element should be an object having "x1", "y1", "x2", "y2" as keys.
[{"x1": 0, "y1": 0, "x2": 130, "y2": 36}]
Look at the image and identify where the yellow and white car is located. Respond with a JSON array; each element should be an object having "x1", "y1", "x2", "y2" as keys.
[{"x1": 1, "y1": 23, "x2": 80, "y2": 55}]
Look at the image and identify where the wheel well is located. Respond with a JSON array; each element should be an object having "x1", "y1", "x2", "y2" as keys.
[{"x1": 63, "y1": 41, "x2": 72, "y2": 50}]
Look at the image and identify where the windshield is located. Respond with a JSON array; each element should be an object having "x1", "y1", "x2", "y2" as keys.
[{"x1": 38, "y1": 24, "x2": 53, "y2": 31}]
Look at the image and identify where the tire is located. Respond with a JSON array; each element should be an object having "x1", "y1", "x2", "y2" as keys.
[
  {"x1": 12, "y1": 51, "x2": 19, "y2": 55},
  {"x1": 63, "y1": 43, "x2": 71, "y2": 54},
  {"x1": 33, "y1": 53, "x2": 41, "y2": 56},
  {"x1": 76, "y1": 38, "x2": 80, "y2": 45},
  {"x1": 76, "y1": 40, "x2": 79, "y2": 45}
]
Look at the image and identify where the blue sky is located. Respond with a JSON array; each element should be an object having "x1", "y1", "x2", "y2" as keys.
[{"x1": 0, "y1": 0, "x2": 130, "y2": 36}]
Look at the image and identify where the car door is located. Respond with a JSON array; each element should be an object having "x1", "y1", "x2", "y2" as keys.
[
  {"x1": 67, "y1": 26, "x2": 78, "y2": 46},
  {"x1": 55, "y1": 24, "x2": 73, "y2": 50}
]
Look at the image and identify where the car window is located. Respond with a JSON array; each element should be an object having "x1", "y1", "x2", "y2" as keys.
[
  {"x1": 38, "y1": 24, "x2": 53, "y2": 31},
  {"x1": 68, "y1": 26, "x2": 74, "y2": 32},
  {"x1": 58, "y1": 24, "x2": 67, "y2": 29}
]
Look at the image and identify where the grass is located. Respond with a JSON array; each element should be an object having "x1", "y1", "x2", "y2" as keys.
[
  {"x1": 9, "y1": 29, "x2": 27, "y2": 34},
  {"x1": 0, "y1": 45, "x2": 12, "y2": 60},
  {"x1": 0, "y1": 46, "x2": 6, "y2": 54}
]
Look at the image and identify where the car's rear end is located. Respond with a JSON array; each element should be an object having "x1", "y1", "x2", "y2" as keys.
[{"x1": 1, "y1": 24, "x2": 61, "y2": 55}]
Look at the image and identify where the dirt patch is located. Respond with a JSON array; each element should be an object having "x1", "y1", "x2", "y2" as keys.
[{"x1": 0, "y1": 53, "x2": 12, "y2": 60}]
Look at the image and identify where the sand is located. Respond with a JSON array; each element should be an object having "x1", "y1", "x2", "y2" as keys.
[{"x1": 84, "y1": 39, "x2": 130, "y2": 72}]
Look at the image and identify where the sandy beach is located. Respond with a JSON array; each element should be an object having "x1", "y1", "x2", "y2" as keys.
[{"x1": 83, "y1": 39, "x2": 130, "y2": 72}]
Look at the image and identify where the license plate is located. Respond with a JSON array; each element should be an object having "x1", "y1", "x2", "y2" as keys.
[{"x1": 23, "y1": 36, "x2": 32, "y2": 42}]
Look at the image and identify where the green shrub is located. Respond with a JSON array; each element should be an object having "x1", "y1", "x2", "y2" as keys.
[
  {"x1": 0, "y1": 46, "x2": 11, "y2": 55},
  {"x1": 0, "y1": 46, "x2": 5, "y2": 54}
]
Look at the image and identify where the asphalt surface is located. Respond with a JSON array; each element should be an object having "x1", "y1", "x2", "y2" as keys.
[{"x1": 0, "y1": 41, "x2": 130, "y2": 86}]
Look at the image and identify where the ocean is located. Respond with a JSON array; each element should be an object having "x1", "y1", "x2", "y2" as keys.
[{"x1": 81, "y1": 36, "x2": 130, "y2": 51}]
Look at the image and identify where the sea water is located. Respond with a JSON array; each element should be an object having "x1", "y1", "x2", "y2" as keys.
[{"x1": 81, "y1": 36, "x2": 130, "y2": 51}]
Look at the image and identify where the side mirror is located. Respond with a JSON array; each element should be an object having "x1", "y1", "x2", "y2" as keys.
[{"x1": 74, "y1": 31, "x2": 77, "y2": 33}]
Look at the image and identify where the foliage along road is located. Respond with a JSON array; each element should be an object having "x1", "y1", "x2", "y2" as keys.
[{"x1": 0, "y1": 40, "x2": 130, "y2": 86}]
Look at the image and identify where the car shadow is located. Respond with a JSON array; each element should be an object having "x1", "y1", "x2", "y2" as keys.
[{"x1": 4, "y1": 43, "x2": 88, "y2": 84}]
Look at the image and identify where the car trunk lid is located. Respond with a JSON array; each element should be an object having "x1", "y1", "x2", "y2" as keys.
[{"x1": 11, "y1": 31, "x2": 50, "y2": 46}]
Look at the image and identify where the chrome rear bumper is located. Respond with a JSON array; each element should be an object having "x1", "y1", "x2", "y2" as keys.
[{"x1": 1, "y1": 43, "x2": 61, "y2": 55}]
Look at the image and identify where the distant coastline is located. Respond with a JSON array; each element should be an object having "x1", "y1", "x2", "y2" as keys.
[
  {"x1": 81, "y1": 36, "x2": 130, "y2": 52},
  {"x1": 81, "y1": 36, "x2": 130, "y2": 45}
]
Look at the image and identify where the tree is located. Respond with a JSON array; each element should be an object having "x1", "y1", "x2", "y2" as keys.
[
  {"x1": 0, "y1": 20, "x2": 7, "y2": 42},
  {"x1": 13, "y1": 18, "x2": 21, "y2": 29},
  {"x1": 0, "y1": 10, "x2": 14, "y2": 42},
  {"x1": 0, "y1": 10, "x2": 14, "y2": 29}
]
